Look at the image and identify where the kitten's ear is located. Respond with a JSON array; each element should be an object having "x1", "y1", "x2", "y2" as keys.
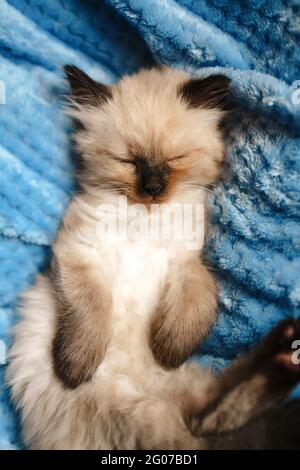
[
  {"x1": 64, "y1": 65, "x2": 112, "y2": 106},
  {"x1": 179, "y1": 75, "x2": 232, "y2": 111}
]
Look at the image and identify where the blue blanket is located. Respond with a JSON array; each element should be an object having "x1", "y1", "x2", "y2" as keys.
[{"x1": 0, "y1": 0, "x2": 300, "y2": 449}]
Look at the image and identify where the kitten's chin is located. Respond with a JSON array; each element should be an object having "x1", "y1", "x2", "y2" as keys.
[
  {"x1": 84, "y1": 184, "x2": 205, "y2": 208},
  {"x1": 126, "y1": 186, "x2": 206, "y2": 207},
  {"x1": 126, "y1": 192, "x2": 174, "y2": 206}
]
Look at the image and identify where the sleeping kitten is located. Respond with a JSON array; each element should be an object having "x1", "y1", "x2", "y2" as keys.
[
  {"x1": 53, "y1": 65, "x2": 229, "y2": 389},
  {"x1": 6, "y1": 66, "x2": 300, "y2": 449}
]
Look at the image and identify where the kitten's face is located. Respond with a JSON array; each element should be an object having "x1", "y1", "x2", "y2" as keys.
[{"x1": 65, "y1": 66, "x2": 231, "y2": 203}]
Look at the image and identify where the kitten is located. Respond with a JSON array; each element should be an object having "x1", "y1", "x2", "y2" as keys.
[
  {"x1": 53, "y1": 65, "x2": 229, "y2": 389},
  {"x1": 6, "y1": 66, "x2": 300, "y2": 449}
]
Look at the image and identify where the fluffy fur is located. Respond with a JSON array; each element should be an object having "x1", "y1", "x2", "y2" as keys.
[
  {"x1": 7, "y1": 277, "x2": 300, "y2": 449},
  {"x1": 53, "y1": 65, "x2": 228, "y2": 389},
  {"x1": 7, "y1": 67, "x2": 300, "y2": 449}
]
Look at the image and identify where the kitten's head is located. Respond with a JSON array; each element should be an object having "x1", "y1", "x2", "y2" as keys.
[{"x1": 65, "y1": 65, "x2": 231, "y2": 203}]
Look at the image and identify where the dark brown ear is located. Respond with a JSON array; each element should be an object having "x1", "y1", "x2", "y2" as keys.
[
  {"x1": 64, "y1": 65, "x2": 112, "y2": 106},
  {"x1": 179, "y1": 75, "x2": 231, "y2": 111}
]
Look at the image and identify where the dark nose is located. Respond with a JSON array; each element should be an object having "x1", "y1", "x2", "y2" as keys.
[{"x1": 143, "y1": 175, "x2": 165, "y2": 196}]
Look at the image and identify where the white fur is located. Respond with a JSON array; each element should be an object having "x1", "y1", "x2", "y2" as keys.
[
  {"x1": 7, "y1": 66, "x2": 228, "y2": 449},
  {"x1": 7, "y1": 189, "x2": 214, "y2": 449}
]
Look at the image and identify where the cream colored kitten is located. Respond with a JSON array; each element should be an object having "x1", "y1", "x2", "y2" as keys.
[
  {"x1": 7, "y1": 67, "x2": 300, "y2": 450},
  {"x1": 7, "y1": 66, "x2": 226, "y2": 449},
  {"x1": 52, "y1": 65, "x2": 229, "y2": 389}
]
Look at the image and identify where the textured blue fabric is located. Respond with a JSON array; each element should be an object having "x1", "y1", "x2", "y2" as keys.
[{"x1": 0, "y1": 0, "x2": 299, "y2": 449}]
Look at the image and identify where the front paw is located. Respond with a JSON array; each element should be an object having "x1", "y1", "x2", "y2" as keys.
[
  {"x1": 150, "y1": 318, "x2": 185, "y2": 369},
  {"x1": 52, "y1": 332, "x2": 103, "y2": 389},
  {"x1": 150, "y1": 306, "x2": 199, "y2": 369}
]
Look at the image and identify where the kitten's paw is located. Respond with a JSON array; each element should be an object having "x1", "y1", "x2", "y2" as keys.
[
  {"x1": 261, "y1": 319, "x2": 300, "y2": 384},
  {"x1": 149, "y1": 309, "x2": 197, "y2": 369},
  {"x1": 273, "y1": 319, "x2": 300, "y2": 374},
  {"x1": 52, "y1": 334, "x2": 103, "y2": 389},
  {"x1": 150, "y1": 324, "x2": 187, "y2": 369}
]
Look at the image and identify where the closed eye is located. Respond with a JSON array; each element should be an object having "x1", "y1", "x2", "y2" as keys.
[
  {"x1": 168, "y1": 155, "x2": 186, "y2": 162},
  {"x1": 112, "y1": 156, "x2": 136, "y2": 166},
  {"x1": 168, "y1": 149, "x2": 201, "y2": 162}
]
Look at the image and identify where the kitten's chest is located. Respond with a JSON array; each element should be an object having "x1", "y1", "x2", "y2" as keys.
[
  {"x1": 101, "y1": 238, "x2": 178, "y2": 305},
  {"x1": 79, "y1": 191, "x2": 205, "y2": 307}
]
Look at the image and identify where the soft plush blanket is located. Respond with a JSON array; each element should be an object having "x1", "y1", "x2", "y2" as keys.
[{"x1": 0, "y1": 0, "x2": 299, "y2": 449}]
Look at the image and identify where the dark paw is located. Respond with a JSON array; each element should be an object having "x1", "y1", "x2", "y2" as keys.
[
  {"x1": 53, "y1": 350, "x2": 94, "y2": 390},
  {"x1": 52, "y1": 335, "x2": 99, "y2": 389},
  {"x1": 150, "y1": 318, "x2": 196, "y2": 370},
  {"x1": 262, "y1": 319, "x2": 300, "y2": 384},
  {"x1": 150, "y1": 334, "x2": 187, "y2": 369},
  {"x1": 53, "y1": 355, "x2": 94, "y2": 389},
  {"x1": 273, "y1": 319, "x2": 300, "y2": 373}
]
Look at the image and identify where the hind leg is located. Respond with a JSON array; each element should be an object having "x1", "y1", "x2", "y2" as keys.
[
  {"x1": 103, "y1": 379, "x2": 203, "y2": 450},
  {"x1": 130, "y1": 396, "x2": 203, "y2": 450},
  {"x1": 160, "y1": 362, "x2": 215, "y2": 426},
  {"x1": 192, "y1": 318, "x2": 300, "y2": 438}
]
